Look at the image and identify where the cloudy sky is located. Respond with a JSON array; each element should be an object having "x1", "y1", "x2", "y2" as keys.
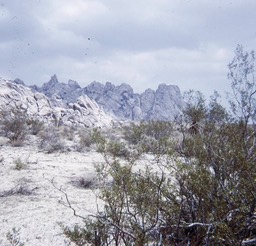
[{"x1": 0, "y1": 0, "x2": 256, "y2": 98}]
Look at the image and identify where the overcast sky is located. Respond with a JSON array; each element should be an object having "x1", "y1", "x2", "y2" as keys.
[{"x1": 0, "y1": 0, "x2": 256, "y2": 98}]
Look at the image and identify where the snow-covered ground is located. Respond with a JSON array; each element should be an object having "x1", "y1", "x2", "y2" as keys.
[{"x1": 0, "y1": 144, "x2": 106, "y2": 246}]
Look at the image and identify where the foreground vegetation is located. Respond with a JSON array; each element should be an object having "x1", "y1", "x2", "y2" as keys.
[
  {"x1": 1, "y1": 45, "x2": 256, "y2": 245},
  {"x1": 62, "y1": 45, "x2": 256, "y2": 245}
]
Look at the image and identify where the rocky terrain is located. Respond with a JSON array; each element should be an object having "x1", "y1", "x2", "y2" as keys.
[
  {"x1": 0, "y1": 75, "x2": 183, "y2": 125},
  {"x1": 32, "y1": 75, "x2": 183, "y2": 121},
  {"x1": 0, "y1": 77, "x2": 113, "y2": 128},
  {"x1": 0, "y1": 76, "x2": 184, "y2": 245}
]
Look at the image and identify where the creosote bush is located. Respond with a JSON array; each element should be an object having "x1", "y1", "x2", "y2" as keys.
[
  {"x1": 0, "y1": 106, "x2": 44, "y2": 146},
  {"x1": 39, "y1": 127, "x2": 66, "y2": 153},
  {"x1": 77, "y1": 129, "x2": 94, "y2": 151},
  {"x1": 0, "y1": 107, "x2": 28, "y2": 146},
  {"x1": 64, "y1": 45, "x2": 256, "y2": 245},
  {"x1": 123, "y1": 121, "x2": 175, "y2": 155}
]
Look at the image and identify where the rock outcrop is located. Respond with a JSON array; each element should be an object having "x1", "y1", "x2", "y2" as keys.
[
  {"x1": 0, "y1": 77, "x2": 113, "y2": 128},
  {"x1": 34, "y1": 75, "x2": 183, "y2": 121}
]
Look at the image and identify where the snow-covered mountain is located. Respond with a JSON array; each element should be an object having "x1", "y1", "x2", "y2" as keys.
[
  {"x1": 33, "y1": 75, "x2": 183, "y2": 121},
  {"x1": 0, "y1": 77, "x2": 113, "y2": 128}
]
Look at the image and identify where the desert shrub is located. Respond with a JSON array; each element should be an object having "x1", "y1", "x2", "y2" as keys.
[
  {"x1": 64, "y1": 45, "x2": 256, "y2": 245},
  {"x1": 140, "y1": 135, "x2": 174, "y2": 156},
  {"x1": 13, "y1": 158, "x2": 27, "y2": 170},
  {"x1": 60, "y1": 126, "x2": 75, "y2": 141},
  {"x1": 90, "y1": 128, "x2": 106, "y2": 153},
  {"x1": 6, "y1": 228, "x2": 25, "y2": 246},
  {"x1": 123, "y1": 122, "x2": 145, "y2": 145},
  {"x1": 0, "y1": 107, "x2": 29, "y2": 146},
  {"x1": 124, "y1": 121, "x2": 173, "y2": 143},
  {"x1": 27, "y1": 118, "x2": 44, "y2": 135},
  {"x1": 106, "y1": 140, "x2": 129, "y2": 158},
  {"x1": 0, "y1": 106, "x2": 45, "y2": 146},
  {"x1": 0, "y1": 184, "x2": 33, "y2": 197},
  {"x1": 39, "y1": 128, "x2": 66, "y2": 153},
  {"x1": 71, "y1": 176, "x2": 96, "y2": 189},
  {"x1": 142, "y1": 120, "x2": 174, "y2": 140},
  {"x1": 77, "y1": 130, "x2": 93, "y2": 151},
  {"x1": 65, "y1": 161, "x2": 173, "y2": 245},
  {"x1": 123, "y1": 121, "x2": 175, "y2": 155},
  {"x1": 64, "y1": 222, "x2": 104, "y2": 246}
]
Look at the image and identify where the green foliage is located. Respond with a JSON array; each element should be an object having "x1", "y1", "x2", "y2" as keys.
[
  {"x1": 91, "y1": 128, "x2": 107, "y2": 152},
  {"x1": 106, "y1": 140, "x2": 129, "y2": 158},
  {"x1": 123, "y1": 122, "x2": 145, "y2": 145},
  {"x1": 68, "y1": 161, "x2": 174, "y2": 245},
  {"x1": 123, "y1": 121, "x2": 175, "y2": 155},
  {"x1": 0, "y1": 106, "x2": 44, "y2": 146},
  {"x1": 183, "y1": 90, "x2": 207, "y2": 124},
  {"x1": 64, "y1": 45, "x2": 256, "y2": 245},
  {"x1": 0, "y1": 107, "x2": 29, "y2": 146}
]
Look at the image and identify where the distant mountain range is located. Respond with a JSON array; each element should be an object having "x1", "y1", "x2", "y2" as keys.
[
  {"x1": 0, "y1": 75, "x2": 183, "y2": 127},
  {"x1": 31, "y1": 75, "x2": 184, "y2": 121}
]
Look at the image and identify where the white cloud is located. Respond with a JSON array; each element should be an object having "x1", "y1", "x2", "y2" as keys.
[{"x1": 0, "y1": 0, "x2": 255, "y2": 100}]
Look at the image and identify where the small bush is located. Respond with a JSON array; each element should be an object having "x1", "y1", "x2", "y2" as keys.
[
  {"x1": 27, "y1": 118, "x2": 44, "y2": 135},
  {"x1": 91, "y1": 128, "x2": 106, "y2": 153},
  {"x1": 78, "y1": 130, "x2": 93, "y2": 151},
  {"x1": 123, "y1": 122, "x2": 144, "y2": 145},
  {"x1": 60, "y1": 126, "x2": 75, "y2": 141},
  {"x1": 13, "y1": 158, "x2": 27, "y2": 170},
  {"x1": 6, "y1": 227, "x2": 25, "y2": 246},
  {"x1": 106, "y1": 141, "x2": 129, "y2": 158},
  {"x1": 0, "y1": 107, "x2": 28, "y2": 146},
  {"x1": 0, "y1": 184, "x2": 33, "y2": 197},
  {"x1": 0, "y1": 106, "x2": 45, "y2": 146},
  {"x1": 71, "y1": 176, "x2": 96, "y2": 189},
  {"x1": 39, "y1": 128, "x2": 66, "y2": 153}
]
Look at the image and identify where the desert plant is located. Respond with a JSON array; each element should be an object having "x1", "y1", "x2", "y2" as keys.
[
  {"x1": 65, "y1": 160, "x2": 174, "y2": 245},
  {"x1": 39, "y1": 127, "x2": 66, "y2": 153},
  {"x1": 71, "y1": 176, "x2": 96, "y2": 189},
  {"x1": 106, "y1": 140, "x2": 129, "y2": 158},
  {"x1": 6, "y1": 228, "x2": 25, "y2": 246},
  {"x1": 0, "y1": 105, "x2": 44, "y2": 145},
  {"x1": 64, "y1": 46, "x2": 256, "y2": 245},
  {"x1": 123, "y1": 121, "x2": 175, "y2": 155},
  {"x1": 27, "y1": 118, "x2": 44, "y2": 135},
  {"x1": 13, "y1": 158, "x2": 27, "y2": 171},
  {"x1": 90, "y1": 128, "x2": 106, "y2": 153},
  {"x1": 123, "y1": 122, "x2": 145, "y2": 145},
  {"x1": 77, "y1": 130, "x2": 93, "y2": 151},
  {"x1": 0, "y1": 184, "x2": 33, "y2": 197},
  {"x1": 60, "y1": 126, "x2": 75, "y2": 141},
  {"x1": 0, "y1": 106, "x2": 29, "y2": 146}
]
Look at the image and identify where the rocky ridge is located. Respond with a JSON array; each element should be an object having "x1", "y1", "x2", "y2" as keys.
[
  {"x1": 34, "y1": 75, "x2": 183, "y2": 121},
  {"x1": 0, "y1": 77, "x2": 113, "y2": 128}
]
